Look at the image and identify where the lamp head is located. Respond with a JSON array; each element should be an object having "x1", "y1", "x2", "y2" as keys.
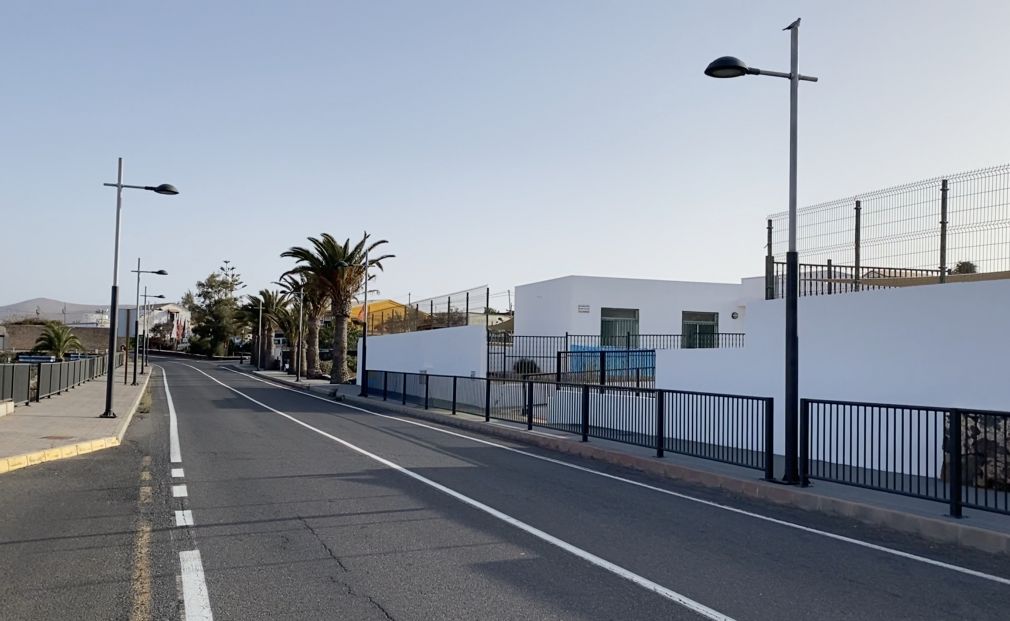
[{"x1": 704, "y1": 56, "x2": 752, "y2": 78}]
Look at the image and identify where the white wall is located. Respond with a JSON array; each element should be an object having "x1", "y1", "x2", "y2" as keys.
[
  {"x1": 356, "y1": 325, "x2": 487, "y2": 382},
  {"x1": 514, "y1": 275, "x2": 747, "y2": 336},
  {"x1": 656, "y1": 278, "x2": 1010, "y2": 458}
]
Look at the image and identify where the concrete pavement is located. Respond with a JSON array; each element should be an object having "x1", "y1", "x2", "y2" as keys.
[{"x1": 0, "y1": 370, "x2": 149, "y2": 474}]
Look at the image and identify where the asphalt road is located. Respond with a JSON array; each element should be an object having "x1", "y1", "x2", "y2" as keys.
[{"x1": 3, "y1": 358, "x2": 1010, "y2": 620}]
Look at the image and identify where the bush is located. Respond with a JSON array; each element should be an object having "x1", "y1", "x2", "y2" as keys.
[{"x1": 513, "y1": 359, "x2": 540, "y2": 375}]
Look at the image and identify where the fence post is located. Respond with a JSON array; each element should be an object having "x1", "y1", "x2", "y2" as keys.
[
  {"x1": 34, "y1": 363, "x2": 42, "y2": 403},
  {"x1": 402, "y1": 373, "x2": 407, "y2": 405},
  {"x1": 525, "y1": 380, "x2": 533, "y2": 430},
  {"x1": 949, "y1": 409, "x2": 963, "y2": 518},
  {"x1": 764, "y1": 398, "x2": 776, "y2": 482},
  {"x1": 465, "y1": 292, "x2": 470, "y2": 324},
  {"x1": 485, "y1": 288, "x2": 490, "y2": 329},
  {"x1": 765, "y1": 219, "x2": 775, "y2": 300},
  {"x1": 555, "y1": 351, "x2": 562, "y2": 383},
  {"x1": 382, "y1": 371, "x2": 388, "y2": 401},
  {"x1": 424, "y1": 374, "x2": 429, "y2": 409},
  {"x1": 854, "y1": 200, "x2": 862, "y2": 291},
  {"x1": 484, "y1": 378, "x2": 491, "y2": 422},
  {"x1": 655, "y1": 391, "x2": 665, "y2": 458},
  {"x1": 939, "y1": 179, "x2": 949, "y2": 284},
  {"x1": 581, "y1": 385, "x2": 589, "y2": 442},
  {"x1": 57, "y1": 361, "x2": 63, "y2": 395},
  {"x1": 451, "y1": 376, "x2": 457, "y2": 415},
  {"x1": 799, "y1": 399, "x2": 809, "y2": 486},
  {"x1": 447, "y1": 296, "x2": 451, "y2": 328},
  {"x1": 599, "y1": 350, "x2": 606, "y2": 392},
  {"x1": 826, "y1": 259, "x2": 833, "y2": 296},
  {"x1": 635, "y1": 367, "x2": 641, "y2": 390}
]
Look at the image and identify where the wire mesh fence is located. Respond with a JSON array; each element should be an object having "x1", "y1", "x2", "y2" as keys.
[
  {"x1": 361, "y1": 286, "x2": 513, "y2": 335},
  {"x1": 767, "y1": 164, "x2": 1010, "y2": 298}
]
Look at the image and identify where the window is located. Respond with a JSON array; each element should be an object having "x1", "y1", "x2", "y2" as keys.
[
  {"x1": 682, "y1": 311, "x2": 718, "y2": 348},
  {"x1": 601, "y1": 308, "x2": 639, "y2": 347}
]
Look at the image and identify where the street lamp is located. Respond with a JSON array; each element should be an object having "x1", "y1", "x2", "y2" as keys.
[
  {"x1": 141, "y1": 290, "x2": 166, "y2": 373},
  {"x1": 101, "y1": 158, "x2": 178, "y2": 418},
  {"x1": 131, "y1": 261, "x2": 168, "y2": 384},
  {"x1": 359, "y1": 233, "x2": 370, "y2": 397},
  {"x1": 705, "y1": 18, "x2": 818, "y2": 483}
]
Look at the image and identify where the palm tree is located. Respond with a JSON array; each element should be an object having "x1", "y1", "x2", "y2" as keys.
[
  {"x1": 33, "y1": 322, "x2": 84, "y2": 359},
  {"x1": 242, "y1": 290, "x2": 286, "y2": 370},
  {"x1": 282, "y1": 233, "x2": 393, "y2": 383},
  {"x1": 277, "y1": 273, "x2": 329, "y2": 378}
]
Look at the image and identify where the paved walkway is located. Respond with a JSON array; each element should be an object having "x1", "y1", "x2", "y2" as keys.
[
  {"x1": 240, "y1": 366, "x2": 1010, "y2": 553},
  {"x1": 0, "y1": 370, "x2": 149, "y2": 473}
]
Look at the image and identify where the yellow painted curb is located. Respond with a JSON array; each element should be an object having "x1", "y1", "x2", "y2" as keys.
[{"x1": 0, "y1": 372, "x2": 149, "y2": 476}]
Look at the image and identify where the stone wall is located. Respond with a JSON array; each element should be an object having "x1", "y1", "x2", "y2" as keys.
[{"x1": 0, "y1": 325, "x2": 127, "y2": 352}]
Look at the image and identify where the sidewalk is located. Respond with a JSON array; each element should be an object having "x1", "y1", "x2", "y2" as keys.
[
  {"x1": 0, "y1": 371, "x2": 149, "y2": 474},
  {"x1": 240, "y1": 366, "x2": 1010, "y2": 555}
]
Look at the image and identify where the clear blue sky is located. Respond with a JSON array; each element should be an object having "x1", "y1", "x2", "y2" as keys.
[{"x1": 3, "y1": 1, "x2": 1009, "y2": 306}]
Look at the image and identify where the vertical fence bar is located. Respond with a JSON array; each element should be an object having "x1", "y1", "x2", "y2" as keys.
[
  {"x1": 799, "y1": 399, "x2": 809, "y2": 486},
  {"x1": 764, "y1": 398, "x2": 776, "y2": 481},
  {"x1": 765, "y1": 219, "x2": 775, "y2": 300},
  {"x1": 485, "y1": 288, "x2": 490, "y2": 329},
  {"x1": 599, "y1": 350, "x2": 606, "y2": 393},
  {"x1": 424, "y1": 374, "x2": 430, "y2": 409},
  {"x1": 826, "y1": 259, "x2": 833, "y2": 295},
  {"x1": 402, "y1": 373, "x2": 407, "y2": 405},
  {"x1": 465, "y1": 292, "x2": 469, "y2": 325},
  {"x1": 451, "y1": 376, "x2": 457, "y2": 415},
  {"x1": 484, "y1": 378, "x2": 491, "y2": 422},
  {"x1": 382, "y1": 371, "x2": 388, "y2": 401},
  {"x1": 949, "y1": 408, "x2": 963, "y2": 518},
  {"x1": 525, "y1": 381, "x2": 533, "y2": 430},
  {"x1": 939, "y1": 179, "x2": 949, "y2": 284},
  {"x1": 581, "y1": 385, "x2": 589, "y2": 442},
  {"x1": 655, "y1": 391, "x2": 665, "y2": 458},
  {"x1": 556, "y1": 351, "x2": 562, "y2": 383},
  {"x1": 854, "y1": 200, "x2": 862, "y2": 291}
]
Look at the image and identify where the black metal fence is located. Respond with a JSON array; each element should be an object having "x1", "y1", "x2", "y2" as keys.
[
  {"x1": 801, "y1": 398, "x2": 1010, "y2": 517},
  {"x1": 0, "y1": 353, "x2": 123, "y2": 406},
  {"x1": 488, "y1": 332, "x2": 745, "y2": 378},
  {"x1": 766, "y1": 261, "x2": 945, "y2": 299},
  {"x1": 362, "y1": 286, "x2": 512, "y2": 335},
  {"x1": 364, "y1": 370, "x2": 773, "y2": 476},
  {"x1": 766, "y1": 164, "x2": 1010, "y2": 298}
]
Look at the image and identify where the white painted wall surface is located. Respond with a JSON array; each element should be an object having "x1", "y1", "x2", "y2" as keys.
[
  {"x1": 514, "y1": 275, "x2": 747, "y2": 336},
  {"x1": 356, "y1": 325, "x2": 487, "y2": 383},
  {"x1": 656, "y1": 279, "x2": 1010, "y2": 459}
]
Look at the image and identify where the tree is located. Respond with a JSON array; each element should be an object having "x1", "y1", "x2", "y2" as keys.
[
  {"x1": 241, "y1": 290, "x2": 285, "y2": 369},
  {"x1": 184, "y1": 261, "x2": 246, "y2": 356},
  {"x1": 33, "y1": 322, "x2": 84, "y2": 359},
  {"x1": 277, "y1": 273, "x2": 329, "y2": 378},
  {"x1": 282, "y1": 233, "x2": 393, "y2": 383}
]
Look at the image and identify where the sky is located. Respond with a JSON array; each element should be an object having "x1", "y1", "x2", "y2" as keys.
[{"x1": 3, "y1": 0, "x2": 1009, "y2": 307}]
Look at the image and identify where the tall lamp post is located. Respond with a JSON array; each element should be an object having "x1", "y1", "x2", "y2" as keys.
[
  {"x1": 100, "y1": 158, "x2": 178, "y2": 418},
  {"x1": 256, "y1": 298, "x2": 263, "y2": 372},
  {"x1": 359, "y1": 233, "x2": 370, "y2": 397},
  {"x1": 131, "y1": 261, "x2": 168, "y2": 384},
  {"x1": 705, "y1": 18, "x2": 817, "y2": 483},
  {"x1": 141, "y1": 290, "x2": 166, "y2": 373}
]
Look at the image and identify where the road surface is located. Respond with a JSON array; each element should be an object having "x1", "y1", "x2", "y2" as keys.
[{"x1": 1, "y1": 358, "x2": 1008, "y2": 620}]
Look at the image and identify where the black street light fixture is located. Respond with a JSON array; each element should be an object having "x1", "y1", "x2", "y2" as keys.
[
  {"x1": 100, "y1": 158, "x2": 178, "y2": 418},
  {"x1": 131, "y1": 262, "x2": 168, "y2": 385},
  {"x1": 140, "y1": 290, "x2": 167, "y2": 374},
  {"x1": 705, "y1": 18, "x2": 818, "y2": 484}
]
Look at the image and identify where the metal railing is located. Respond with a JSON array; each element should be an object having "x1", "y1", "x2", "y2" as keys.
[
  {"x1": 365, "y1": 370, "x2": 773, "y2": 475},
  {"x1": 488, "y1": 332, "x2": 745, "y2": 378},
  {"x1": 801, "y1": 398, "x2": 1010, "y2": 516},
  {"x1": 0, "y1": 353, "x2": 123, "y2": 406},
  {"x1": 766, "y1": 261, "x2": 945, "y2": 299}
]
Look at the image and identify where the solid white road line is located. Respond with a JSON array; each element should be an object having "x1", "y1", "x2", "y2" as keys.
[
  {"x1": 185, "y1": 364, "x2": 732, "y2": 621},
  {"x1": 161, "y1": 368, "x2": 182, "y2": 464},
  {"x1": 172, "y1": 468, "x2": 185, "y2": 478},
  {"x1": 229, "y1": 367, "x2": 1010, "y2": 588},
  {"x1": 172, "y1": 485, "x2": 188, "y2": 498},
  {"x1": 175, "y1": 510, "x2": 195, "y2": 527},
  {"x1": 179, "y1": 550, "x2": 214, "y2": 621}
]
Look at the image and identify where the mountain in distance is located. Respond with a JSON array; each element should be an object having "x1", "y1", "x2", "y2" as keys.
[{"x1": 0, "y1": 297, "x2": 140, "y2": 324}]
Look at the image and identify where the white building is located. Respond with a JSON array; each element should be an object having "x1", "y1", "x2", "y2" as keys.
[{"x1": 514, "y1": 275, "x2": 762, "y2": 343}]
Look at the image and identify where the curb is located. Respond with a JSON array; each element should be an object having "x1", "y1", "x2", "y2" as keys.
[
  {"x1": 0, "y1": 373, "x2": 150, "y2": 476},
  {"x1": 247, "y1": 370, "x2": 1010, "y2": 556}
]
